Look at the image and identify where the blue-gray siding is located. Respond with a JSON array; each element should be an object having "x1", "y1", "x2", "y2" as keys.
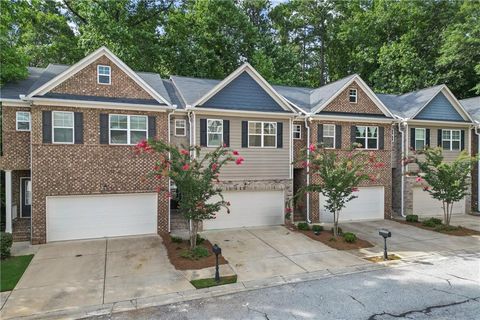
[
  {"x1": 200, "y1": 72, "x2": 287, "y2": 112},
  {"x1": 415, "y1": 92, "x2": 465, "y2": 121}
]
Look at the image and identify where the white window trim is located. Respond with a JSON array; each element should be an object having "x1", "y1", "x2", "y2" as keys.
[
  {"x1": 174, "y1": 119, "x2": 186, "y2": 137},
  {"x1": 355, "y1": 125, "x2": 379, "y2": 150},
  {"x1": 349, "y1": 88, "x2": 358, "y2": 103},
  {"x1": 52, "y1": 111, "x2": 75, "y2": 144},
  {"x1": 248, "y1": 121, "x2": 277, "y2": 148},
  {"x1": 109, "y1": 114, "x2": 148, "y2": 145},
  {"x1": 415, "y1": 128, "x2": 426, "y2": 150},
  {"x1": 323, "y1": 124, "x2": 336, "y2": 149},
  {"x1": 293, "y1": 124, "x2": 302, "y2": 140},
  {"x1": 206, "y1": 119, "x2": 223, "y2": 147},
  {"x1": 97, "y1": 65, "x2": 111, "y2": 85},
  {"x1": 442, "y1": 129, "x2": 461, "y2": 151},
  {"x1": 16, "y1": 111, "x2": 31, "y2": 131}
]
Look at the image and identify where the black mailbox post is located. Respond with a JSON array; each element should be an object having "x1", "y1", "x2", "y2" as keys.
[
  {"x1": 378, "y1": 229, "x2": 392, "y2": 260},
  {"x1": 212, "y1": 244, "x2": 222, "y2": 282}
]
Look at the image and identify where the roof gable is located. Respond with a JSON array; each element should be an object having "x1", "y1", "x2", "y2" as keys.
[
  {"x1": 200, "y1": 72, "x2": 285, "y2": 112},
  {"x1": 415, "y1": 91, "x2": 464, "y2": 121}
]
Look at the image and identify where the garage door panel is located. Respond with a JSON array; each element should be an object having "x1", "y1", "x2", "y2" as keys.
[
  {"x1": 412, "y1": 188, "x2": 465, "y2": 216},
  {"x1": 47, "y1": 193, "x2": 157, "y2": 242},
  {"x1": 203, "y1": 191, "x2": 284, "y2": 230},
  {"x1": 320, "y1": 187, "x2": 384, "y2": 222}
]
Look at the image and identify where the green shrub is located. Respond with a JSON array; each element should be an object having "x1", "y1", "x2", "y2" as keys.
[
  {"x1": 1, "y1": 232, "x2": 13, "y2": 259},
  {"x1": 180, "y1": 246, "x2": 210, "y2": 260},
  {"x1": 196, "y1": 234, "x2": 205, "y2": 244},
  {"x1": 297, "y1": 222, "x2": 310, "y2": 230},
  {"x1": 170, "y1": 236, "x2": 183, "y2": 243},
  {"x1": 422, "y1": 218, "x2": 443, "y2": 228},
  {"x1": 331, "y1": 227, "x2": 343, "y2": 235},
  {"x1": 343, "y1": 232, "x2": 357, "y2": 243},
  {"x1": 434, "y1": 225, "x2": 459, "y2": 232},
  {"x1": 312, "y1": 225, "x2": 324, "y2": 232},
  {"x1": 406, "y1": 214, "x2": 418, "y2": 223}
]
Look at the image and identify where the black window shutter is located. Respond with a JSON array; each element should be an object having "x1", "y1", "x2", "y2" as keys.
[
  {"x1": 277, "y1": 122, "x2": 283, "y2": 148},
  {"x1": 241, "y1": 121, "x2": 248, "y2": 148},
  {"x1": 426, "y1": 129, "x2": 430, "y2": 147},
  {"x1": 461, "y1": 130, "x2": 465, "y2": 150},
  {"x1": 74, "y1": 112, "x2": 83, "y2": 144},
  {"x1": 223, "y1": 120, "x2": 230, "y2": 147},
  {"x1": 200, "y1": 119, "x2": 207, "y2": 146},
  {"x1": 42, "y1": 111, "x2": 52, "y2": 143},
  {"x1": 378, "y1": 126, "x2": 385, "y2": 150},
  {"x1": 350, "y1": 126, "x2": 357, "y2": 144},
  {"x1": 317, "y1": 124, "x2": 323, "y2": 145},
  {"x1": 410, "y1": 128, "x2": 416, "y2": 150},
  {"x1": 335, "y1": 125, "x2": 342, "y2": 149},
  {"x1": 99, "y1": 114, "x2": 109, "y2": 144},
  {"x1": 148, "y1": 116, "x2": 156, "y2": 139},
  {"x1": 437, "y1": 129, "x2": 442, "y2": 147}
]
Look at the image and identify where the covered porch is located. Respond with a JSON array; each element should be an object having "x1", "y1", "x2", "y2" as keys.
[{"x1": 3, "y1": 170, "x2": 31, "y2": 241}]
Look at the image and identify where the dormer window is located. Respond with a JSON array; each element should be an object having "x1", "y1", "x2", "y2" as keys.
[
  {"x1": 97, "y1": 65, "x2": 111, "y2": 85},
  {"x1": 349, "y1": 89, "x2": 357, "y2": 103}
]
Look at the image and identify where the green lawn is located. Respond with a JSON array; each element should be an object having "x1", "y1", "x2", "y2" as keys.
[
  {"x1": 190, "y1": 275, "x2": 237, "y2": 289},
  {"x1": 0, "y1": 255, "x2": 34, "y2": 292}
]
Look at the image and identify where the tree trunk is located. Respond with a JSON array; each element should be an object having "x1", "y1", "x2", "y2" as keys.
[
  {"x1": 189, "y1": 220, "x2": 199, "y2": 250},
  {"x1": 333, "y1": 210, "x2": 339, "y2": 237}
]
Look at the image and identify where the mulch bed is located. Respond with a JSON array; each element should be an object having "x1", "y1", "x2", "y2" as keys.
[
  {"x1": 160, "y1": 233, "x2": 228, "y2": 270},
  {"x1": 286, "y1": 224, "x2": 374, "y2": 250},
  {"x1": 394, "y1": 220, "x2": 480, "y2": 236}
]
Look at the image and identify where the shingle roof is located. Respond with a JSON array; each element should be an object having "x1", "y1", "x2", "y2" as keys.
[
  {"x1": 376, "y1": 85, "x2": 444, "y2": 118},
  {"x1": 0, "y1": 67, "x2": 44, "y2": 99},
  {"x1": 460, "y1": 96, "x2": 480, "y2": 122}
]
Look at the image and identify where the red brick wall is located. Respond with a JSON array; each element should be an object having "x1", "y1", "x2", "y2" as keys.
[
  {"x1": 50, "y1": 56, "x2": 154, "y2": 100},
  {"x1": 322, "y1": 81, "x2": 384, "y2": 115},
  {"x1": 30, "y1": 105, "x2": 169, "y2": 244},
  {"x1": 0, "y1": 105, "x2": 31, "y2": 170}
]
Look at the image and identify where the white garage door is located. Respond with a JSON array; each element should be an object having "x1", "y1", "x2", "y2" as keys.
[
  {"x1": 47, "y1": 193, "x2": 157, "y2": 242},
  {"x1": 413, "y1": 188, "x2": 465, "y2": 217},
  {"x1": 203, "y1": 191, "x2": 284, "y2": 230},
  {"x1": 320, "y1": 187, "x2": 384, "y2": 222}
]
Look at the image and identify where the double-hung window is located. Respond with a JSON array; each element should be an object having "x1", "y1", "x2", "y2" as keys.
[
  {"x1": 349, "y1": 89, "x2": 357, "y2": 103},
  {"x1": 442, "y1": 129, "x2": 461, "y2": 151},
  {"x1": 293, "y1": 124, "x2": 302, "y2": 139},
  {"x1": 97, "y1": 65, "x2": 111, "y2": 84},
  {"x1": 175, "y1": 119, "x2": 186, "y2": 136},
  {"x1": 16, "y1": 111, "x2": 31, "y2": 131},
  {"x1": 109, "y1": 114, "x2": 147, "y2": 145},
  {"x1": 53, "y1": 111, "x2": 74, "y2": 143},
  {"x1": 207, "y1": 119, "x2": 223, "y2": 147},
  {"x1": 415, "y1": 128, "x2": 426, "y2": 150},
  {"x1": 323, "y1": 124, "x2": 335, "y2": 148},
  {"x1": 355, "y1": 126, "x2": 378, "y2": 149},
  {"x1": 249, "y1": 121, "x2": 277, "y2": 148}
]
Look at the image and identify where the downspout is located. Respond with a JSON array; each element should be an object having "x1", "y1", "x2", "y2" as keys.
[
  {"x1": 398, "y1": 119, "x2": 407, "y2": 217},
  {"x1": 475, "y1": 125, "x2": 480, "y2": 212},
  {"x1": 304, "y1": 116, "x2": 312, "y2": 223},
  {"x1": 167, "y1": 109, "x2": 175, "y2": 233}
]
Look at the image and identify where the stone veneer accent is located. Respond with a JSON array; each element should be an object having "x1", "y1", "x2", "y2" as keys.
[
  {"x1": 0, "y1": 105, "x2": 31, "y2": 170},
  {"x1": 50, "y1": 56, "x2": 154, "y2": 100},
  {"x1": 30, "y1": 105, "x2": 169, "y2": 244}
]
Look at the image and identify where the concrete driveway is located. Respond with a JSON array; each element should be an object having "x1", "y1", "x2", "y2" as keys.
[
  {"x1": 341, "y1": 218, "x2": 480, "y2": 259},
  {"x1": 202, "y1": 226, "x2": 370, "y2": 282},
  {"x1": 0, "y1": 235, "x2": 193, "y2": 319}
]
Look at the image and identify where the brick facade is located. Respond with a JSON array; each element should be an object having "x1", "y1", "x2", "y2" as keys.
[
  {"x1": 293, "y1": 121, "x2": 307, "y2": 168},
  {"x1": 0, "y1": 105, "x2": 31, "y2": 170},
  {"x1": 30, "y1": 105, "x2": 169, "y2": 244},
  {"x1": 471, "y1": 129, "x2": 478, "y2": 212},
  {"x1": 50, "y1": 56, "x2": 154, "y2": 100}
]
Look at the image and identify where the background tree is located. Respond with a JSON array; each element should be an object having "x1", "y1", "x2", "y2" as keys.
[
  {"x1": 410, "y1": 148, "x2": 475, "y2": 226},
  {"x1": 135, "y1": 140, "x2": 244, "y2": 250}
]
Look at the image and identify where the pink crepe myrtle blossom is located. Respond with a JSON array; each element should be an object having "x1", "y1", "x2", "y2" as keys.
[
  {"x1": 285, "y1": 207, "x2": 293, "y2": 213},
  {"x1": 182, "y1": 164, "x2": 190, "y2": 171},
  {"x1": 369, "y1": 174, "x2": 377, "y2": 182},
  {"x1": 423, "y1": 186, "x2": 429, "y2": 191},
  {"x1": 180, "y1": 149, "x2": 189, "y2": 156},
  {"x1": 211, "y1": 163, "x2": 218, "y2": 171},
  {"x1": 351, "y1": 187, "x2": 359, "y2": 192},
  {"x1": 223, "y1": 143, "x2": 227, "y2": 147},
  {"x1": 374, "y1": 162, "x2": 386, "y2": 168},
  {"x1": 416, "y1": 177, "x2": 424, "y2": 183},
  {"x1": 235, "y1": 157, "x2": 245, "y2": 165},
  {"x1": 309, "y1": 143, "x2": 316, "y2": 152},
  {"x1": 232, "y1": 150, "x2": 239, "y2": 156}
]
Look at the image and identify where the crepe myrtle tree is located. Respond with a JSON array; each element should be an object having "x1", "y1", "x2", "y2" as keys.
[
  {"x1": 405, "y1": 147, "x2": 475, "y2": 226},
  {"x1": 293, "y1": 143, "x2": 385, "y2": 237},
  {"x1": 135, "y1": 139, "x2": 244, "y2": 250}
]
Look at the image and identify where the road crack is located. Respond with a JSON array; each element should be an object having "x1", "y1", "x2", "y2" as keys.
[
  {"x1": 348, "y1": 294, "x2": 366, "y2": 308},
  {"x1": 246, "y1": 305, "x2": 270, "y2": 319}
]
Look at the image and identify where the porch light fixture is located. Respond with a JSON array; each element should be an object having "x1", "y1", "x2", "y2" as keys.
[
  {"x1": 212, "y1": 244, "x2": 222, "y2": 282},
  {"x1": 378, "y1": 229, "x2": 392, "y2": 260}
]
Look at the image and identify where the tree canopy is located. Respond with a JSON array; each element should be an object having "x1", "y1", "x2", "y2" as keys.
[{"x1": 1, "y1": 0, "x2": 479, "y2": 98}]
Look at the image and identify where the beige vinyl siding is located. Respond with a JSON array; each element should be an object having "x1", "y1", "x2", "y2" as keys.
[
  {"x1": 195, "y1": 115, "x2": 291, "y2": 180},
  {"x1": 170, "y1": 115, "x2": 189, "y2": 147}
]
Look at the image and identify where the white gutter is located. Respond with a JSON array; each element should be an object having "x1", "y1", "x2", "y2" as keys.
[
  {"x1": 167, "y1": 109, "x2": 175, "y2": 233},
  {"x1": 304, "y1": 116, "x2": 312, "y2": 223},
  {"x1": 398, "y1": 119, "x2": 407, "y2": 217},
  {"x1": 475, "y1": 125, "x2": 480, "y2": 212}
]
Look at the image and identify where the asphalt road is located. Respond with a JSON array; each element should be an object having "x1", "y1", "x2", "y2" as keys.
[{"x1": 88, "y1": 251, "x2": 480, "y2": 320}]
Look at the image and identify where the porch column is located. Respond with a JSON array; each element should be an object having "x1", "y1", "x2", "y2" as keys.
[{"x1": 5, "y1": 170, "x2": 12, "y2": 233}]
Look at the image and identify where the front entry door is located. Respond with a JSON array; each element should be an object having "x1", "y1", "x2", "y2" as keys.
[{"x1": 21, "y1": 178, "x2": 32, "y2": 218}]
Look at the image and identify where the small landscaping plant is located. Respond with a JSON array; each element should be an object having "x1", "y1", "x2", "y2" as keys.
[
  {"x1": 180, "y1": 246, "x2": 210, "y2": 260},
  {"x1": 422, "y1": 217, "x2": 443, "y2": 228},
  {"x1": 196, "y1": 234, "x2": 205, "y2": 245},
  {"x1": 434, "y1": 224, "x2": 459, "y2": 232},
  {"x1": 170, "y1": 235, "x2": 183, "y2": 244},
  {"x1": 297, "y1": 222, "x2": 310, "y2": 230},
  {"x1": 343, "y1": 232, "x2": 357, "y2": 243},
  {"x1": 312, "y1": 225, "x2": 323, "y2": 233},
  {"x1": 1, "y1": 232, "x2": 13, "y2": 259},
  {"x1": 406, "y1": 214, "x2": 419, "y2": 223}
]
